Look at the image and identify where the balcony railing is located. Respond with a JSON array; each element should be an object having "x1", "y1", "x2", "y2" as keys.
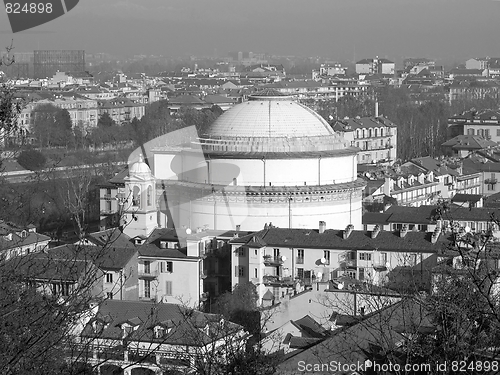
[
  {"x1": 372, "y1": 260, "x2": 388, "y2": 271},
  {"x1": 263, "y1": 275, "x2": 293, "y2": 286},
  {"x1": 296, "y1": 257, "x2": 304, "y2": 264},
  {"x1": 485, "y1": 178, "x2": 498, "y2": 185},
  {"x1": 138, "y1": 268, "x2": 159, "y2": 279},
  {"x1": 263, "y1": 255, "x2": 284, "y2": 265},
  {"x1": 338, "y1": 251, "x2": 357, "y2": 269}
]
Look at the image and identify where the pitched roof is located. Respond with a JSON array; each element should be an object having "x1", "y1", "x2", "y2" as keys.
[
  {"x1": 82, "y1": 300, "x2": 243, "y2": 346},
  {"x1": 442, "y1": 135, "x2": 496, "y2": 150},
  {"x1": 84, "y1": 228, "x2": 135, "y2": 249},
  {"x1": 231, "y1": 227, "x2": 448, "y2": 253},
  {"x1": 278, "y1": 298, "x2": 434, "y2": 374}
]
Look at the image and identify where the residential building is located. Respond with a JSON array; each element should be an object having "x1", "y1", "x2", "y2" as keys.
[
  {"x1": 97, "y1": 97, "x2": 145, "y2": 124},
  {"x1": 362, "y1": 169, "x2": 441, "y2": 207},
  {"x1": 332, "y1": 114, "x2": 397, "y2": 165},
  {"x1": 17, "y1": 92, "x2": 99, "y2": 133},
  {"x1": 466, "y1": 57, "x2": 490, "y2": 70},
  {"x1": 230, "y1": 224, "x2": 445, "y2": 305},
  {"x1": 75, "y1": 300, "x2": 246, "y2": 375},
  {"x1": 442, "y1": 135, "x2": 497, "y2": 157},
  {"x1": 363, "y1": 205, "x2": 500, "y2": 234},
  {"x1": 356, "y1": 57, "x2": 395, "y2": 75},
  {"x1": 447, "y1": 109, "x2": 500, "y2": 142},
  {"x1": 0, "y1": 221, "x2": 50, "y2": 260}
]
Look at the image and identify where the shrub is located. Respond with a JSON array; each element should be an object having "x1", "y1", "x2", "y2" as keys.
[{"x1": 16, "y1": 149, "x2": 47, "y2": 171}]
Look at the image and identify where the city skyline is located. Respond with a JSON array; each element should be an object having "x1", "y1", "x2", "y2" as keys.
[{"x1": 1, "y1": 0, "x2": 500, "y2": 62}]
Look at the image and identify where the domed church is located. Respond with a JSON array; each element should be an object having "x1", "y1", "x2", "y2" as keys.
[{"x1": 149, "y1": 90, "x2": 365, "y2": 233}]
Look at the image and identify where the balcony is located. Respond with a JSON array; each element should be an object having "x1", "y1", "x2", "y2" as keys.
[
  {"x1": 296, "y1": 257, "x2": 304, "y2": 264},
  {"x1": 263, "y1": 255, "x2": 284, "y2": 266},
  {"x1": 372, "y1": 260, "x2": 388, "y2": 271},
  {"x1": 485, "y1": 178, "x2": 498, "y2": 185},
  {"x1": 338, "y1": 251, "x2": 357, "y2": 269},
  {"x1": 138, "y1": 268, "x2": 158, "y2": 279},
  {"x1": 263, "y1": 275, "x2": 293, "y2": 286}
]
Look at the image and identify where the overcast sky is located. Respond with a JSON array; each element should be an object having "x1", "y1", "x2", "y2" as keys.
[{"x1": 1, "y1": 0, "x2": 500, "y2": 63}]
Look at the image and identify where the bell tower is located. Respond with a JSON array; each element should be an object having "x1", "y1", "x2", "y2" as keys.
[{"x1": 123, "y1": 154, "x2": 158, "y2": 238}]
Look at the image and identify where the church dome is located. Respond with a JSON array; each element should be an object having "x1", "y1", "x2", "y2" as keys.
[
  {"x1": 198, "y1": 90, "x2": 350, "y2": 153},
  {"x1": 129, "y1": 154, "x2": 152, "y2": 176}
]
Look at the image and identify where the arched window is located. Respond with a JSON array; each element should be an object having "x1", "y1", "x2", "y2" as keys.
[
  {"x1": 132, "y1": 186, "x2": 140, "y2": 208},
  {"x1": 356, "y1": 129, "x2": 360, "y2": 139},
  {"x1": 368, "y1": 129, "x2": 372, "y2": 138},
  {"x1": 380, "y1": 128, "x2": 384, "y2": 137},
  {"x1": 374, "y1": 128, "x2": 378, "y2": 137},
  {"x1": 147, "y1": 185, "x2": 152, "y2": 206}
]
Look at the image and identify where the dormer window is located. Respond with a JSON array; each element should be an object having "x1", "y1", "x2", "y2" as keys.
[
  {"x1": 154, "y1": 326, "x2": 165, "y2": 338},
  {"x1": 3, "y1": 233, "x2": 12, "y2": 241}
]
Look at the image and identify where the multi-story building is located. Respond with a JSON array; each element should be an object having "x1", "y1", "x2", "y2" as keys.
[
  {"x1": 266, "y1": 79, "x2": 369, "y2": 101},
  {"x1": 76, "y1": 300, "x2": 246, "y2": 375},
  {"x1": 230, "y1": 224, "x2": 445, "y2": 304},
  {"x1": 97, "y1": 97, "x2": 146, "y2": 124},
  {"x1": 33, "y1": 50, "x2": 85, "y2": 79},
  {"x1": 17, "y1": 93, "x2": 99, "y2": 132},
  {"x1": 332, "y1": 114, "x2": 397, "y2": 165},
  {"x1": 0, "y1": 221, "x2": 50, "y2": 260},
  {"x1": 356, "y1": 57, "x2": 395, "y2": 75},
  {"x1": 447, "y1": 109, "x2": 500, "y2": 141}
]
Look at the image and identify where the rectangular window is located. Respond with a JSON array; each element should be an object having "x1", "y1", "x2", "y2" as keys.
[
  {"x1": 165, "y1": 281, "x2": 172, "y2": 296},
  {"x1": 297, "y1": 268, "x2": 304, "y2": 279},
  {"x1": 144, "y1": 261, "x2": 151, "y2": 274},
  {"x1": 160, "y1": 261, "x2": 165, "y2": 273},
  {"x1": 237, "y1": 247, "x2": 245, "y2": 257},
  {"x1": 144, "y1": 280, "x2": 151, "y2": 298},
  {"x1": 107, "y1": 292, "x2": 113, "y2": 299},
  {"x1": 273, "y1": 287, "x2": 280, "y2": 298},
  {"x1": 323, "y1": 250, "x2": 330, "y2": 265},
  {"x1": 254, "y1": 268, "x2": 258, "y2": 278},
  {"x1": 106, "y1": 273, "x2": 113, "y2": 283},
  {"x1": 166, "y1": 261, "x2": 173, "y2": 273},
  {"x1": 297, "y1": 249, "x2": 304, "y2": 264},
  {"x1": 359, "y1": 268, "x2": 365, "y2": 281},
  {"x1": 273, "y1": 248, "x2": 280, "y2": 258},
  {"x1": 254, "y1": 249, "x2": 258, "y2": 256},
  {"x1": 359, "y1": 252, "x2": 372, "y2": 261},
  {"x1": 238, "y1": 266, "x2": 245, "y2": 277}
]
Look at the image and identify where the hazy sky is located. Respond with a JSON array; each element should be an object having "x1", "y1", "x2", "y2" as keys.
[{"x1": 1, "y1": 0, "x2": 500, "y2": 63}]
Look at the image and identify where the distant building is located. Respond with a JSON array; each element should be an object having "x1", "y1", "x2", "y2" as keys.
[
  {"x1": 447, "y1": 109, "x2": 500, "y2": 141},
  {"x1": 0, "y1": 221, "x2": 50, "y2": 260},
  {"x1": 332, "y1": 114, "x2": 397, "y2": 165},
  {"x1": 466, "y1": 57, "x2": 490, "y2": 70},
  {"x1": 356, "y1": 57, "x2": 395, "y2": 75},
  {"x1": 33, "y1": 50, "x2": 85, "y2": 79},
  {"x1": 403, "y1": 57, "x2": 435, "y2": 70}
]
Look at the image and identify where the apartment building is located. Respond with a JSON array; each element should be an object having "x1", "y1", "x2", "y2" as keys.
[
  {"x1": 356, "y1": 57, "x2": 395, "y2": 75},
  {"x1": 230, "y1": 224, "x2": 444, "y2": 305},
  {"x1": 0, "y1": 221, "x2": 50, "y2": 260},
  {"x1": 97, "y1": 97, "x2": 145, "y2": 124},
  {"x1": 332, "y1": 114, "x2": 397, "y2": 165}
]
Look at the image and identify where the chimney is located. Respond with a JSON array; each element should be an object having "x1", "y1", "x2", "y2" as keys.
[
  {"x1": 371, "y1": 224, "x2": 380, "y2": 239},
  {"x1": 431, "y1": 227, "x2": 442, "y2": 244},
  {"x1": 319, "y1": 221, "x2": 326, "y2": 234},
  {"x1": 343, "y1": 224, "x2": 354, "y2": 239},
  {"x1": 375, "y1": 101, "x2": 379, "y2": 117},
  {"x1": 236, "y1": 224, "x2": 241, "y2": 231},
  {"x1": 399, "y1": 224, "x2": 408, "y2": 238}
]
